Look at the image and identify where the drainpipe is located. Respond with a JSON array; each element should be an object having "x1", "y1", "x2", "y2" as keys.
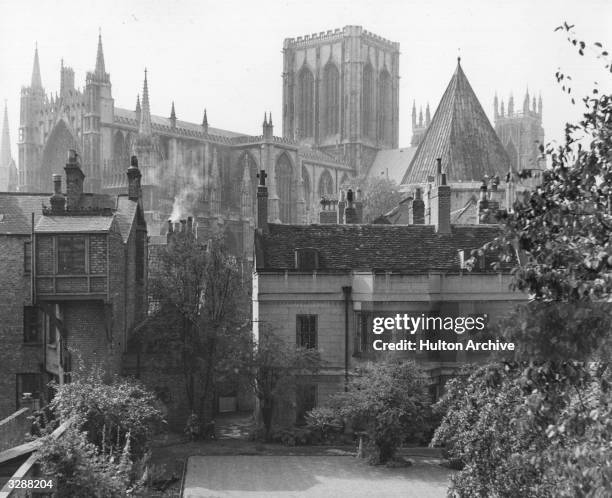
[{"x1": 342, "y1": 286, "x2": 352, "y2": 391}]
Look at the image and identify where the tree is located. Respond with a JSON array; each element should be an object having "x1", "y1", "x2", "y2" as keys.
[
  {"x1": 240, "y1": 327, "x2": 321, "y2": 440},
  {"x1": 433, "y1": 25, "x2": 612, "y2": 497},
  {"x1": 137, "y1": 232, "x2": 251, "y2": 422},
  {"x1": 345, "y1": 176, "x2": 404, "y2": 223},
  {"x1": 327, "y1": 360, "x2": 432, "y2": 464}
]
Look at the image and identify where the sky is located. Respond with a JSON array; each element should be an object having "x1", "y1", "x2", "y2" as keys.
[{"x1": 1, "y1": 0, "x2": 611, "y2": 159}]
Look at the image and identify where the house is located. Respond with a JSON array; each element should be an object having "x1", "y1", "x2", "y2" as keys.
[
  {"x1": 253, "y1": 165, "x2": 525, "y2": 423},
  {"x1": 0, "y1": 149, "x2": 146, "y2": 417}
]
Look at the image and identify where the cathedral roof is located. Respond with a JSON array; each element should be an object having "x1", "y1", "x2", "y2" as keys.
[
  {"x1": 401, "y1": 60, "x2": 511, "y2": 185},
  {"x1": 256, "y1": 223, "x2": 503, "y2": 272},
  {"x1": 369, "y1": 147, "x2": 417, "y2": 184}
]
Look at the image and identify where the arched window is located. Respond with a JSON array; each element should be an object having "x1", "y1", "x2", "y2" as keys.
[
  {"x1": 276, "y1": 154, "x2": 293, "y2": 223},
  {"x1": 113, "y1": 132, "x2": 127, "y2": 166},
  {"x1": 297, "y1": 67, "x2": 314, "y2": 139},
  {"x1": 339, "y1": 173, "x2": 350, "y2": 189},
  {"x1": 323, "y1": 63, "x2": 340, "y2": 136},
  {"x1": 378, "y1": 70, "x2": 392, "y2": 143},
  {"x1": 506, "y1": 140, "x2": 518, "y2": 171},
  {"x1": 302, "y1": 166, "x2": 311, "y2": 210},
  {"x1": 362, "y1": 64, "x2": 374, "y2": 139},
  {"x1": 318, "y1": 170, "x2": 334, "y2": 199}
]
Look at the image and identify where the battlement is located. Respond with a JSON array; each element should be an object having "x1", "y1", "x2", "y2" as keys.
[{"x1": 284, "y1": 25, "x2": 398, "y2": 50}]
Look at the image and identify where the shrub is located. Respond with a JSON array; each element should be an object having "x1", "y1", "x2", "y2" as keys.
[{"x1": 304, "y1": 407, "x2": 344, "y2": 443}]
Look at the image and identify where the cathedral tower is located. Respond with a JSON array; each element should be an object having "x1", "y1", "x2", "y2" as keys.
[
  {"x1": 1, "y1": 102, "x2": 17, "y2": 191},
  {"x1": 282, "y1": 26, "x2": 399, "y2": 175},
  {"x1": 495, "y1": 89, "x2": 544, "y2": 173},
  {"x1": 83, "y1": 31, "x2": 114, "y2": 193}
]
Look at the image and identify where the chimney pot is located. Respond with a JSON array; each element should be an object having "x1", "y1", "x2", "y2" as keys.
[
  {"x1": 168, "y1": 220, "x2": 173, "y2": 233},
  {"x1": 53, "y1": 174, "x2": 62, "y2": 194}
]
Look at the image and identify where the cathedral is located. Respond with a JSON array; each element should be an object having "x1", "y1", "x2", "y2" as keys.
[{"x1": 10, "y1": 25, "x2": 545, "y2": 254}]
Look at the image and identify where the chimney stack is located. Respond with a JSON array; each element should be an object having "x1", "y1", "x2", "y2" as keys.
[
  {"x1": 354, "y1": 188, "x2": 363, "y2": 223},
  {"x1": 344, "y1": 189, "x2": 359, "y2": 224},
  {"x1": 337, "y1": 190, "x2": 346, "y2": 224},
  {"x1": 127, "y1": 155, "x2": 142, "y2": 202},
  {"x1": 257, "y1": 169, "x2": 269, "y2": 233},
  {"x1": 64, "y1": 149, "x2": 84, "y2": 210},
  {"x1": 187, "y1": 216, "x2": 193, "y2": 234},
  {"x1": 166, "y1": 219, "x2": 174, "y2": 243},
  {"x1": 411, "y1": 188, "x2": 425, "y2": 224},
  {"x1": 50, "y1": 174, "x2": 66, "y2": 212},
  {"x1": 319, "y1": 198, "x2": 338, "y2": 224},
  {"x1": 430, "y1": 160, "x2": 451, "y2": 233}
]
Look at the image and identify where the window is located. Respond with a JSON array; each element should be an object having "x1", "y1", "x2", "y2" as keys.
[
  {"x1": 23, "y1": 306, "x2": 43, "y2": 344},
  {"x1": 24, "y1": 241, "x2": 31, "y2": 274},
  {"x1": 57, "y1": 235, "x2": 86, "y2": 274},
  {"x1": 297, "y1": 68, "x2": 314, "y2": 138},
  {"x1": 296, "y1": 315, "x2": 317, "y2": 349},
  {"x1": 276, "y1": 155, "x2": 293, "y2": 223},
  {"x1": 323, "y1": 63, "x2": 340, "y2": 136},
  {"x1": 362, "y1": 64, "x2": 373, "y2": 138},
  {"x1": 296, "y1": 383, "x2": 317, "y2": 425},
  {"x1": 378, "y1": 70, "x2": 392, "y2": 142},
  {"x1": 295, "y1": 248, "x2": 319, "y2": 270},
  {"x1": 16, "y1": 373, "x2": 42, "y2": 408}
]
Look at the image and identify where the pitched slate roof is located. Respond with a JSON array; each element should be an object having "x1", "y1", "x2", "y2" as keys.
[
  {"x1": 36, "y1": 215, "x2": 115, "y2": 233},
  {"x1": 257, "y1": 223, "x2": 502, "y2": 272},
  {"x1": 401, "y1": 60, "x2": 511, "y2": 185},
  {"x1": 115, "y1": 195, "x2": 139, "y2": 242},
  {"x1": 0, "y1": 193, "x2": 49, "y2": 235}
]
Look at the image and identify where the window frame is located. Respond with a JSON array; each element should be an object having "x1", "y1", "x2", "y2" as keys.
[
  {"x1": 296, "y1": 314, "x2": 317, "y2": 349},
  {"x1": 56, "y1": 234, "x2": 87, "y2": 275},
  {"x1": 23, "y1": 240, "x2": 32, "y2": 274},
  {"x1": 16, "y1": 373, "x2": 42, "y2": 409}
]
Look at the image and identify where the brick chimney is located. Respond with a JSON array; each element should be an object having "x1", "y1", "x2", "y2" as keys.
[
  {"x1": 319, "y1": 198, "x2": 338, "y2": 224},
  {"x1": 338, "y1": 190, "x2": 346, "y2": 223},
  {"x1": 50, "y1": 174, "x2": 66, "y2": 212},
  {"x1": 430, "y1": 159, "x2": 451, "y2": 233},
  {"x1": 257, "y1": 169, "x2": 269, "y2": 233},
  {"x1": 344, "y1": 189, "x2": 359, "y2": 224},
  {"x1": 478, "y1": 181, "x2": 489, "y2": 223},
  {"x1": 166, "y1": 219, "x2": 174, "y2": 243},
  {"x1": 64, "y1": 149, "x2": 84, "y2": 210},
  {"x1": 412, "y1": 187, "x2": 425, "y2": 224}
]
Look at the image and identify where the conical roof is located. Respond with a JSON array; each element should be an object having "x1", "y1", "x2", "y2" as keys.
[{"x1": 402, "y1": 59, "x2": 511, "y2": 185}]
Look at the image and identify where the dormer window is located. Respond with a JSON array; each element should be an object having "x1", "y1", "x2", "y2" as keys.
[{"x1": 295, "y1": 248, "x2": 319, "y2": 271}]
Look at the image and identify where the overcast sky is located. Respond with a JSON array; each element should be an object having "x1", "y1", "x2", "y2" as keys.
[{"x1": 1, "y1": 0, "x2": 611, "y2": 158}]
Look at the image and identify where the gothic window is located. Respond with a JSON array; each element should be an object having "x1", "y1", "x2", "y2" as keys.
[
  {"x1": 323, "y1": 63, "x2": 340, "y2": 136},
  {"x1": 302, "y1": 166, "x2": 311, "y2": 210},
  {"x1": 318, "y1": 169, "x2": 334, "y2": 199},
  {"x1": 378, "y1": 70, "x2": 392, "y2": 143},
  {"x1": 297, "y1": 67, "x2": 314, "y2": 139},
  {"x1": 339, "y1": 173, "x2": 350, "y2": 189},
  {"x1": 362, "y1": 64, "x2": 374, "y2": 139},
  {"x1": 506, "y1": 140, "x2": 519, "y2": 171},
  {"x1": 276, "y1": 154, "x2": 293, "y2": 223}
]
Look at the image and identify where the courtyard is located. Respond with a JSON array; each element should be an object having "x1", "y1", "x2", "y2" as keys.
[{"x1": 182, "y1": 455, "x2": 451, "y2": 498}]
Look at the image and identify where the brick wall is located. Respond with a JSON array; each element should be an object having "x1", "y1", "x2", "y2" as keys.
[{"x1": 0, "y1": 235, "x2": 42, "y2": 419}]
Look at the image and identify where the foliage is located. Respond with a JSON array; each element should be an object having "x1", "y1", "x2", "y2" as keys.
[
  {"x1": 138, "y1": 233, "x2": 251, "y2": 419},
  {"x1": 304, "y1": 407, "x2": 344, "y2": 443},
  {"x1": 49, "y1": 369, "x2": 163, "y2": 461},
  {"x1": 238, "y1": 327, "x2": 321, "y2": 440},
  {"x1": 432, "y1": 361, "x2": 612, "y2": 498},
  {"x1": 38, "y1": 426, "x2": 129, "y2": 498},
  {"x1": 344, "y1": 175, "x2": 404, "y2": 222},
  {"x1": 327, "y1": 360, "x2": 432, "y2": 464},
  {"x1": 269, "y1": 426, "x2": 314, "y2": 446}
]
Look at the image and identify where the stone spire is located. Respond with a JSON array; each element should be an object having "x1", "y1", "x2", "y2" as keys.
[
  {"x1": 523, "y1": 87, "x2": 530, "y2": 113},
  {"x1": 135, "y1": 94, "x2": 141, "y2": 114},
  {"x1": 1, "y1": 101, "x2": 12, "y2": 168},
  {"x1": 170, "y1": 101, "x2": 176, "y2": 128},
  {"x1": 494, "y1": 93, "x2": 499, "y2": 118},
  {"x1": 94, "y1": 29, "x2": 106, "y2": 77},
  {"x1": 418, "y1": 107, "x2": 423, "y2": 127},
  {"x1": 139, "y1": 69, "x2": 152, "y2": 135},
  {"x1": 31, "y1": 44, "x2": 42, "y2": 89},
  {"x1": 202, "y1": 108, "x2": 208, "y2": 133},
  {"x1": 425, "y1": 103, "x2": 431, "y2": 126},
  {"x1": 538, "y1": 94, "x2": 542, "y2": 116}
]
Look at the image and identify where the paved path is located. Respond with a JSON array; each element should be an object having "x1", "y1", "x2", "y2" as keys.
[{"x1": 183, "y1": 455, "x2": 451, "y2": 498}]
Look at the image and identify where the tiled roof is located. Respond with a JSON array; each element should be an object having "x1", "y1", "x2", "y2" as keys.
[
  {"x1": 0, "y1": 193, "x2": 49, "y2": 235},
  {"x1": 401, "y1": 61, "x2": 511, "y2": 185},
  {"x1": 368, "y1": 147, "x2": 417, "y2": 184},
  {"x1": 257, "y1": 223, "x2": 503, "y2": 272},
  {"x1": 35, "y1": 215, "x2": 115, "y2": 233}
]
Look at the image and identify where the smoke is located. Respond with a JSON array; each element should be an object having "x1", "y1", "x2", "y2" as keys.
[{"x1": 170, "y1": 165, "x2": 206, "y2": 222}]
